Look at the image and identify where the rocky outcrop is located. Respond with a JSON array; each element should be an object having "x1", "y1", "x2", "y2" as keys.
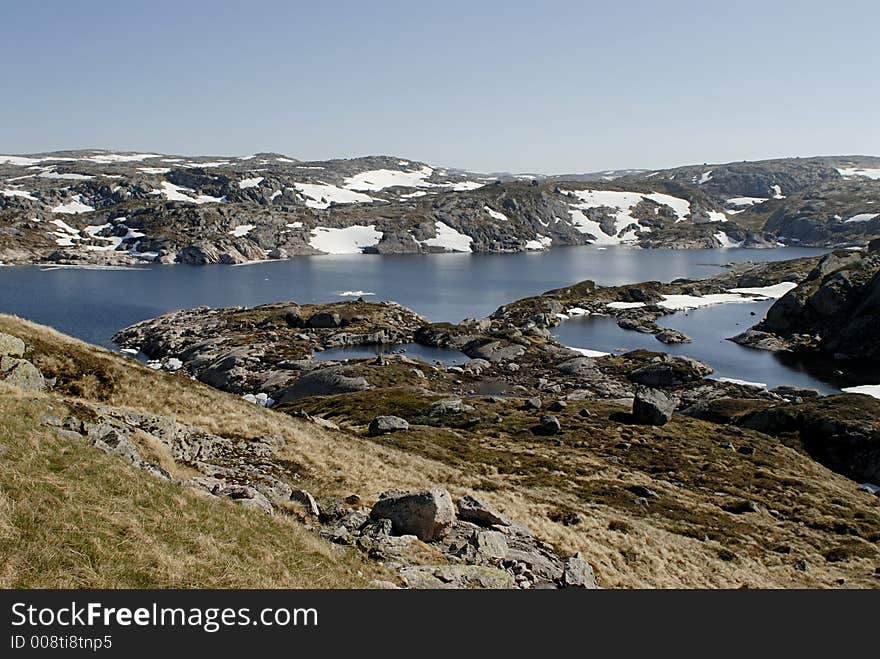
[
  {"x1": 0, "y1": 332, "x2": 46, "y2": 392},
  {"x1": 734, "y1": 251, "x2": 880, "y2": 360}
]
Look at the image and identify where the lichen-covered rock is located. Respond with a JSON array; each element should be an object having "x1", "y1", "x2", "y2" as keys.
[
  {"x1": 367, "y1": 415, "x2": 409, "y2": 436},
  {"x1": 0, "y1": 358, "x2": 45, "y2": 391},
  {"x1": 632, "y1": 387, "x2": 676, "y2": 426}
]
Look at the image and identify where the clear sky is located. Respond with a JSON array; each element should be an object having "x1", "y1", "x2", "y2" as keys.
[{"x1": 2, "y1": 0, "x2": 878, "y2": 173}]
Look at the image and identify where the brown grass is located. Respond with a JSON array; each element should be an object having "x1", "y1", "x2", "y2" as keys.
[{"x1": 1, "y1": 313, "x2": 878, "y2": 589}]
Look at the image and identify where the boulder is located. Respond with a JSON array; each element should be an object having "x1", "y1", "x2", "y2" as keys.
[
  {"x1": 561, "y1": 552, "x2": 599, "y2": 588},
  {"x1": 0, "y1": 332, "x2": 25, "y2": 358},
  {"x1": 632, "y1": 387, "x2": 676, "y2": 425},
  {"x1": 630, "y1": 355, "x2": 713, "y2": 387},
  {"x1": 457, "y1": 495, "x2": 512, "y2": 527},
  {"x1": 0, "y1": 358, "x2": 45, "y2": 392},
  {"x1": 470, "y1": 530, "x2": 509, "y2": 560},
  {"x1": 367, "y1": 415, "x2": 409, "y2": 436},
  {"x1": 308, "y1": 312, "x2": 342, "y2": 328},
  {"x1": 369, "y1": 488, "x2": 455, "y2": 541},
  {"x1": 533, "y1": 415, "x2": 561, "y2": 435},
  {"x1": 278, "y1": 367, "x2": 369, "y2": 402}
]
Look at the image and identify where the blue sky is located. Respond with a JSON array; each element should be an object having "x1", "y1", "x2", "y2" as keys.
[{"x1": 1, "y1": 0, "x2": 878, "y2": 173}]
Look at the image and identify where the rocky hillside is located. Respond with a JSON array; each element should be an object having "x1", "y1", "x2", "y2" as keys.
[
  {"x1": 733, "y1": 247, "x2": 880, "y2": 361},
  {"x1": 10, "y1": 149, "x2": 870, "y2": 266},
  {"x1": 623, "y1": 156, "x2": 880, "y2": 247},
  {"x1": 103, "y1": 260, "x2": 880, "y2": 588}
]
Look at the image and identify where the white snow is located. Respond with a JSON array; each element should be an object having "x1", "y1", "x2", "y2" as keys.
[
  {"x1": 276, "y1": 157, "x2": 296, "y2": 163},
  {"x1": 566, "y1": 346, "x2": 610, "y2": 358},
  {"x1": 309, "y1": 225, "x2": 383, "y2": 254},
  {"x1": 484, "y1": 206, "x2": 509, "y2": 222},
  {"x1": 401, "y1": 191, "x2": 428, "y2": 199},
  {"x1": 292, "y1": 182, "x2": 374, "y2": 209},
  {"x1": 138, "y1": 167, "x2": 170, "y2": 174},
  {"x1": 726, "y1": 196, "x2": 767, "y2": 207},
  {"x1": 151, "y1": 181, "x2": 225, "y2": 204},
  {"x1": 286, "y1": 221, "x2": 303, "y2": 228},
  {"x1": 120, "y1": 348, "x2": 139, "y2": 355},
  {"x1": 449, "y1": 181, "x2": 485, "y2": 191},
  {"x1": 84, "y1": 153, "x2": 160, "y2": 164},
  {"x1": 844, "y1": 213, "x2": 879, "y2": 223},
  {"x1": 228, "y1": 224, "x2": 255, "y2": 237},
  {"x1": 837, "y1": 166, "x2": 880, "y2": 180},
  {"x1": 1, "y1": 188, "x2": 37, "y2": 200},
  {"x1": 421, "y1": 221, "x2": 473, "y2": 252},
  {"x1": 0, "y1": 155, "x2": 45, "y2": 166},
  {"x1": 728, "y1": 282, "x2": 797, "y2": 298},
  {"x1": 38, "y1": 170, "x2": 93, "y2": 180},
  {"x1": 658, "y1": 293, "x2": 752, "y2": 310},
  {"x1": 188, "y1": 160, "x2": 231, "y2": 168},
  {"x1": 525, "y1": 235, "x2": 553, "y2": 250},
  {"x1": 842, "y1": 384, "x2": 880, "y2": 399},
  {"x1": 238, "y1": 176, "x2": 264, "y2": 189},
  {"x1": 52, "y1": 196, "x2": 94, "y2": 214},
  {"x1": 566, "y1": 307, "x2": 589, "y2": 316},
  {"x1": 243, "y1": 392, "x2": 275, "y2": 407},
  {"x1": 697, "y1": 170, "x2": 713, "y2": 185},
  {"x1": 706, "y1": 211, "x2": 728, "y2": 223},
  {"x1": 567, "y1": 189, "x2": 692, "y2": 245},
  {"x1": 771, "y1": 184, "x2": 784, "y2": 199},
  {"x1": 269, "y1": 190, "x2": 282, "y2": 201},
  {"x1": 717, "y1": 377, "x2": 767, "y2": 389},
  {"x1": 715, "y1": 231, "x2": 742, "y2": 248},
  {"x1": 165, "y1": 358, "x2": 183, "y2": 371},
  {"x1": 606, "y1": 301, "x2": 646, "y2": 310},
  {"x1": 345, "y1": 166, "x2": 434, "y2": 191},
  {"x1": 337, "y1": 290, "x2": 375, "y2": 297}
]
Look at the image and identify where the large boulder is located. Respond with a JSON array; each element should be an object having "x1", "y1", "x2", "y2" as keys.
[
  {"x1": 369, "y1": 488, "x2": 455, "y2": 541},
  {"x1": 0, "y1": 358, "x2": 45, "y2": 392},
  {"x1": 561, "y1": 552, "x2": 599, "y2": 588},
  {"x1": 629, "y1": 354, "x2": 713, "y2": 387},
  {"x1": 632, "y1": 387, "x2": 676, "y2": 425},
  {"x1": 0, "y1": 332, "x2": 25, "y2": 358},
  {"x1": 307, "y1": 312, "x2": 342, "y2": 328},
  {"x1": 367, "y1": 415, "x2": 409, "y2": 436},
  {"x1": 278, "y1": 367, "x2": 369, "y2": 402}
]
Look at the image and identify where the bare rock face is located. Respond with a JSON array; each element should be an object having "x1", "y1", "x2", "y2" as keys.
[
  {"x1": 370, "y1": 488, "x2": 456, "y2": 542},
  {"x1": 456, "y1": 495, "x2": 512, "y2": 527}
]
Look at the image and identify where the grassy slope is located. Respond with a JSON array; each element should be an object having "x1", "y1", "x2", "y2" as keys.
[{"x1": 1, "y1": 314, "x2": 878, "y2": 588}]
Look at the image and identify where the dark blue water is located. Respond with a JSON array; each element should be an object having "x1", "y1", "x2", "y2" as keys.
[
  {"x1": 554, "y1": 299, "x2": 876, "y2": 393},
  {"x1": 0, "y1": 246, "x2": 825, "y2": 348},
  {"x1": 314, "y1": 343, "x2": 467, "y2": 365}
]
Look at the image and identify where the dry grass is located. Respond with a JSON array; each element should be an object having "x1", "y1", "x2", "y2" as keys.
[{"x1": 1, "y1": 313, "x2": 878, "y2": 589}]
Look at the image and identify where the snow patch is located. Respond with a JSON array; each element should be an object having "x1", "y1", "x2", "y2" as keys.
[
  {"x1": 293, "y1": 182, "x2": 374, "y2": 209},
  {"x1": 228, "y1": 224, "x2": 255, "y2": 237},
  {"x1": 52, "y1": 195, "x2": 94, "y2": 214},
  {"x1": 844, "y1": 213, "x2": 879, "y2": 224},
  {"x1": 337, "y1": 290, "x2": 375, "y2": 297},
  {"x1": 1, "y1": 188, "x2": 37, "y2": 200},
  {"x1": 421, "y1": 221, "x2": 473, "y2": 252},
  {"x1": 606, "y1": 301, "x2": 646, "y2": 310},
  {"x1": 484, "y1": 206, "x2": 509, "y2": 222},
  {"x1": 837, "y1": 166, "x2": 880, "y2": 180},
  {"x1": 309, "y1": 225, "x2": 382, "y2": 254},
  {"x1": 345, "y1": 166, "x2": 434, "y2": 191},
  {"x1": 525, "y1": 235, "x2": 553, "y2": 250},
  {"x1": 842, "y1": 384, "x2": 880, "y2": 399},
  {"x1": 238, "y1": 177, "x2": 264, "y2": 189},
  {"x1": 566, "y1": 346, "x2": 611, "y2": 358},
  {"x1": 151, "y1": 181, "x2": 225, "y2": 204},
  {"x1": 717, "y1": 377, "x2": 767, "y2": 389}
]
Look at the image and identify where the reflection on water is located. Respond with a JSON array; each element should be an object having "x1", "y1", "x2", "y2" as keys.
[
  {"x1": 314, "y1": 343, "x2": 467, "y2": 365},
  {"x1": 0, "y1": 246, "x2": 826, "y2": 349},
  {"x1": 554, "y1": 299, "x2": 876, "y2": 393}
]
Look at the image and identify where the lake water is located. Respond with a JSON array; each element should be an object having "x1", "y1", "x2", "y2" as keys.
[
  {"x1": 554, "y1": 298, "x2": 878, "y2": 394},
  {"x1": 0, "y1": 246, "x2": 826, "y2": 349}
]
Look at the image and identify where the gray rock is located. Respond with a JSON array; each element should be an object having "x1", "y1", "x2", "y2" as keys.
[
  {"x1": 370, "y1": 488, "x2": 455, "y2": 541},
  {"x1": 0, "y1": 332, "x2": 25, "y2": 358},
  {"x1": 429, "y1": 398, "x2": 475, "y2": 416},
  {"x1": 308, "y1": 312, "x2": 342, "y2": 328},
  {"x1": 533, "y1": 415, "x2": 561, "y2": 435},
  {"x1": 367, "y1": 415, "x2": 409, "y2": 436},
  {"x1": 655, "y1": 328, "x2": 692, "y2": 344},
  {"x1": 524, "y1": 396, "x2": 542, "y2": 411},
  {"x1": 213, "y1": 483, "x2": 274, "y2": 515},
  {"x1": 290, "y1": 488, "x2": 320, "y2": 516},
  {"x1": 278, "y1": 367, "x2": 369, "y2": 402},
  {"x1": 561, "y1": 552, "x2": 599, "y2": 588},
  {"x1": 399, "y1": 565, "x2": 515, "y2": 589},
  {"x1": 0, "y1": 358, "x2": 45, "y2": 391},
  {"x1": 457, "y1": 495, "x2": 512, "y2": 527},
  {"x1": 632, "y1": 387, "x2": 676, "y2": 426},
  {"x1": 471, "y1": 530, "x2": 509, "y2": 560}
]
